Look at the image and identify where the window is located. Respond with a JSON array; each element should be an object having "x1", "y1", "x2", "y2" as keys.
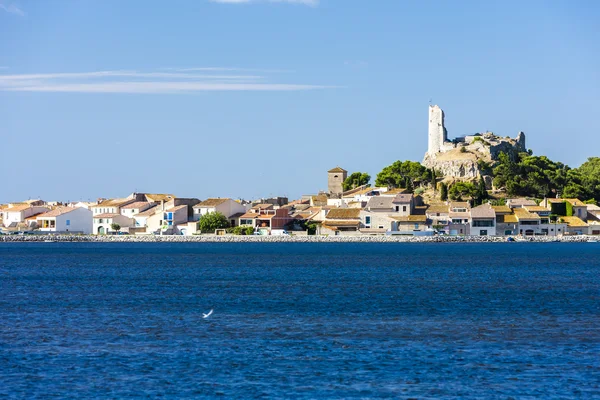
[
  {"x1": 403, "y1": 206, "x2": 407, "y2": 212},
  {"x1": 365, "y1": 216, "x2": 371, "y2": 225},
  {"x1": 378, "y1": 225, "x2": 384, "y2": 229},
  {"x1": 99, "y1": 219, "x2": 103, "y2": 223},
  {"x1": 395, "y1": 206, "x2": 399, "y2": 212},
  {"x1": 66, "y1": 220, "x2": 70, "y2": 226},
  {"x1": 473, "y1": 220, "x2": 494, "y2": 227},
  {"x1": 414, "y1": 223, "x2": 419, "y2": 230}
]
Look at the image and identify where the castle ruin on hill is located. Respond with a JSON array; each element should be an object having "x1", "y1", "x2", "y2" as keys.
[{"x1": 422, "y1": 105, "x2": 526, "y2": 180}]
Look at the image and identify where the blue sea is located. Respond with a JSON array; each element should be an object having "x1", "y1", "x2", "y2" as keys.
[{"x1": 1, "y1": 242, "x2": 599, "y2": 399}]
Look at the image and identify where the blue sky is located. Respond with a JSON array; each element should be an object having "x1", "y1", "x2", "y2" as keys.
[{"x1": 1, "y1": 0, "x2": 599, "y2": 203}]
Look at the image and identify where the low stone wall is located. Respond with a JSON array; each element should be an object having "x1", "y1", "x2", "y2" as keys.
[{"x1": 0, "y1": 234, "x2": 596, "y2": 243}]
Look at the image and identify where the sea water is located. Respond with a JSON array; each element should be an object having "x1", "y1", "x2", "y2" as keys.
[{"x1": 1, "y1": 242, "x2": 599, "y2": 398}]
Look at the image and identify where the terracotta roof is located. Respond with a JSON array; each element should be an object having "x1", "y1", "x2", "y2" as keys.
[
  {"x1": 328, "y1": 167, "x2": 347, "y2": 173},
  {"x1": 93, "y1": 213, "x2": 121, "y2": 218},
  {"x1": 121, "y1": 202, "x2": 151, "y2": 210},
  {"x1": 497, "y1": 214, "x2": 518, "y2": 223},
  {"x1": 325, "y1": 208, "x2": 361, "y2": 219},
  {"x1": 240, "y1": 212, "x2": 259, "y2": 219},
  {"x1": 166, "y1": 205, "x2": 187, "y2": 212},
  {"x1": 6, "y1": 204, "x2": 36, "y2": 212},
  {"x1": 256, "y1": 214, "x2": 275, "y2": 219},
  {"x1": 93, "y1": 198, "x2": 133, "y2": 208},
  {"x1": 524, "y1": 205, "x2": 550, "y2": 212},
  {"x1": 134, "y1": 205, "x2": 158, "y2": 217},
  {"x1": 492, "y1": 205, "x2": 512, "y2": 214},
  {"x1": 36, "y1": 207, "x2": 78, "y2": 218},
  {"x1": 450, "y1": 202, "x2": 470, "y2": 210},
  {"x1": 508, "y1": 198, "x2": 537, "y2": 206},
  {"x1": 513, "y1": 208, "x2": 540, "y2": 220},
  {"x1": 26, "y1": 212, "x2": 46, "y2": 220},
  {"x1": 252, "y1": 203, "x2": 274, "y2": 210},
  {"x1": 427, "y1": 204, "x2": 449, "y2": 214},
  {"x1": 193, "y1": 198, "x2": 230, "y2": 208},
  {"x1": 547, "y1": 198, "x2": 565, "y2": 204},
  {"x1": 144, "y1": 194, "x2": 174, "y2": 202},
  {"x1": 564, "y1": 198, "x2": 585, "y2": 207},
  {"x1": 366, "y1": 197, "x2": 394, "y2": 210},
  {"x1": 392, "y1": 194, "x2": 413, "y2": 204},
  {"x1": 561, "y1": 216, "x2": 588, "y2": 227},
  {"x1": 323, "y1": 220, "x2": 360, "y2": 227},
  {"x1": 470, "y1": 204, "x2": 496, "y2": 219},
  {"x1": 392, "y1": 215, "x2": 427, "y2": 223},
  {"x1": 311, "y1": 195, "x2": 329, "y2": 205}
]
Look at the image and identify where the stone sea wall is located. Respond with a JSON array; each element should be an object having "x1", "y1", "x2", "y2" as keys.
[{"x1": 0, "y1": 234, "x2": 595, "y2": 243}]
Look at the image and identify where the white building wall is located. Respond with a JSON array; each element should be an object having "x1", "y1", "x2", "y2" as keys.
[
  {"x1": 3, "y1": 206, "x2": 50, "y2": 227},
  {"x1": 56, "y1": 208, "x2": 93, "y2": 234}
]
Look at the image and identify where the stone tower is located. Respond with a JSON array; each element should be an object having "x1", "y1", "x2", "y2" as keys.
[
  {"x1": 516, "y1": 131, "x2": 526, "y2": 152},
  {"x1": 428, "y1": 105, "x2": 447, "y2": 155},
  {"x1": 328, "y1": 167, "x2": 347, "y2": 198}
]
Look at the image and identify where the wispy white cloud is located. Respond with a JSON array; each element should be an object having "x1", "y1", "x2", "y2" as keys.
[
  {"x1": 7, "y1": 82, "x2": 329, "y2": 93},
  {"x1": 0, "y1": 1, "x2": 25, "y2": 16},
  {"x1": 209, "y1": 0, "x2": 319, "y2": 6},
  {"x1": 0, "y1": 69, "x2": 333, "y2": 94},
  {"x1": 0, "y1": 71, "x2": 264, "y2": 81}
]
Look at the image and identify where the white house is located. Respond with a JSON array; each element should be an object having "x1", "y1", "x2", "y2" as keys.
[
  {"x1": 37, "y1": 207, "x2": 93, "y2": 234},
  {"x1": 192, "y1": 198, "x2": 248, "y2": 224},
  {"x1": 470, "y1": 204, "x2": 496, "y2": 236},
  {"x1": 120, "y1": 202, "x2": 154, "y2": 219},
  {"x1": 3, "y1": 204, "x2": 50, "y2": 228},
  {"x1": 93, "y1": 213, "x2": 135, "y2": 234}
]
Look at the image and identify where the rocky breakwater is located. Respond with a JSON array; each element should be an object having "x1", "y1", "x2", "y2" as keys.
[{"x1": 0, "y1": 234, "x2": 595, "y2": 243}]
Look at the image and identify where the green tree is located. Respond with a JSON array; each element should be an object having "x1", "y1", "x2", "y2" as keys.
[
  {"x1": 110, "y1": 223, "x2": 121, "y2": 233},
  {"x1": 375, "y1": 160, "x2": 432, "y2": 188},
  {"x1": 449, "y1": 182, "x2": 477, "y2": 201},
  {"x1": 198, "y1": 212, "x2": 230, "y2": 233},
  {"x1": 440, "y1": 182, "x2": 448, "y2": 201},
  {"x1": 474, "y1": 176, "x2": 488, "y2": 205},
  {"x1": 343, "y1": 172, "x2": 371, "y2": 191}
]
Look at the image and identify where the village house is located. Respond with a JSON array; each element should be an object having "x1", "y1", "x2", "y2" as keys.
[
  {"x1": 470, "y1": 204, "x2": 496, "y2": 236},
  {"x1": 586, "y1": 204, "x2": 600, "y2": 235},
  {"x1": 390, "y1": 215, "x2": 429, "y2": 234},
  {"x1": 448, "y1": 202, "x2": 470, "y2": 235},
  {"x1": 36, "y1": 207, "x2": 93, "y2": 234},
  {"x1": 495, "y1": 209, "x2": 519, "y2": 236},
  {"x1": 426, "y1": 204, "x2": 450, "y2": 232},
  {"x1": 321, "y1": 208, "x2": 361, "y2": 236},
  {"x1": 91, "y1": 198, "x2": 137, "y2": 234},
  {"x1": 506, "y1": 198, "x2": 538, "y2": 209},
  {"x1": 362, "y1": 197, "x2": 395, "y2": 232},
  {"x1": 560, "y1": 216, "x2": 589, "y2": 235},
  {"x1": 513, "y1": 208, "x2": 541, "y2": 236},
  {"x1": 192, "y1": 198, "x2": 248, "y2": 226},
  {"x1": 541, "y1": 198, "x2": 588, "y2": 221},
  {"x1": 2, "y1": 204, "x2": 50, "y2": 229}
]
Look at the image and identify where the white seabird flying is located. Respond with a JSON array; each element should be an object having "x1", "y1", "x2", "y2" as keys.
[{"x1": 203, "y1": 309, "x2": 214, "y2": 319}]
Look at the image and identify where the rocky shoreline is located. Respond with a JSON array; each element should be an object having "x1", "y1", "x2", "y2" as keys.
[{"x1": 0, "y1": 234, "x2": 597, "y2": 243}]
